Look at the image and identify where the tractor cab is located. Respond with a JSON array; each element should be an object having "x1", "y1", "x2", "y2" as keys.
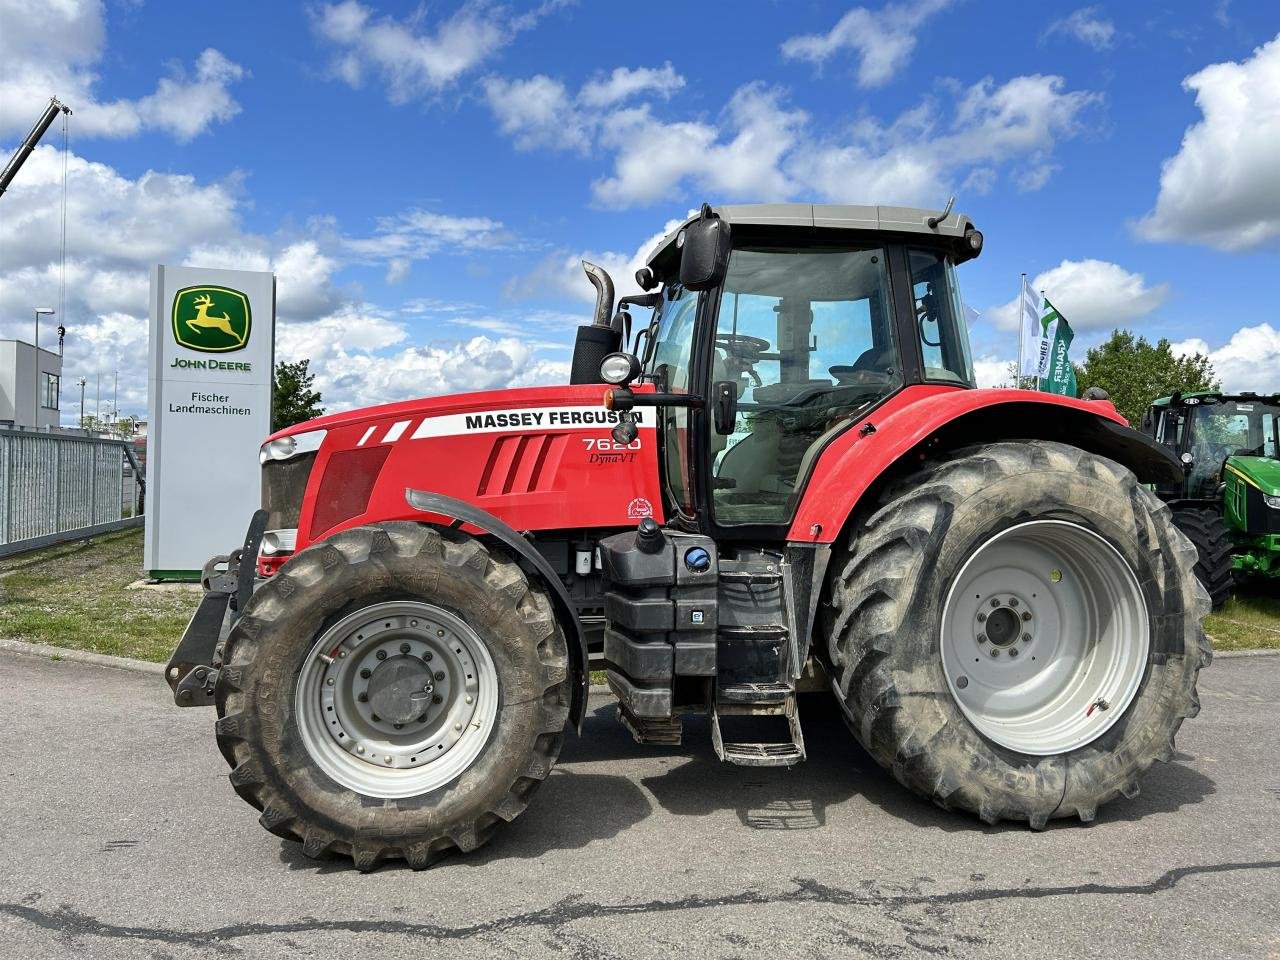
[{"x1": 578, "y1": 203, "x2": 983, "y2": 535}]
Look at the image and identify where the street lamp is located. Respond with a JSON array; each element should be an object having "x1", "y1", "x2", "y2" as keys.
[
  {"x1": 77, "y1": 376, "x2": 87, "y2": 429},
  {"x1": 33, "y1": 308, "x2": 54, "y2": 428}
]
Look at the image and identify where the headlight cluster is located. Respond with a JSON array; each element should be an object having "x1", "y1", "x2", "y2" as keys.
[
  {"x1": 1264, "y1": 494, "x2": 1280, "y2": 510},
  {"x1": 600, "y1": 352, "x2": 640, "y2": 385},
  {"x1": 259, "y1": 429, "x2": 326, "y2": 465}
]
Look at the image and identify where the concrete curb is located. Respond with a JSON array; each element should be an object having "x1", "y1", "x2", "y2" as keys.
[
  {"x1": 1, "y1": 638, "x2": 1273, "y2": 681},
  {"x1": 0, "y1": 638, "x2": 165, "y2": 676}
]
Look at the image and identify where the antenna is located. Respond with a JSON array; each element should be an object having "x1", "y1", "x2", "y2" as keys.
[{"x1": 927, "y1": 196, "x2": 955, "y2": 229}]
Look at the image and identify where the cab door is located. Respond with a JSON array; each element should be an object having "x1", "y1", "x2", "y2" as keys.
[{"x1": 644, "y1": 282, "x2": 702, "y2": 522}]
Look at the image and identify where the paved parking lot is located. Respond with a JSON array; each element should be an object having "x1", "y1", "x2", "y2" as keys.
[{"x1": 1, "y1": 650, "x2": 1277, "y2": 959}]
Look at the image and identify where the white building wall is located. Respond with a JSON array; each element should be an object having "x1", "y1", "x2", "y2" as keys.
[{"x1": 0, "y1": 340, "x2": 64, "y2": 429}]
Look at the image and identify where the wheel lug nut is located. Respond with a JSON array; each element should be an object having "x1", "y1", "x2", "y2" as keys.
[
  {"x1": 371, "y1": 713, "x2": 381, "y2": 722},
  {"x1": 977, "y1": 634, "x2": 987, "y2": 643},
  {"x1": 418, "y1": 713, "x2": 429, "y2": 722},
  {"x1": 400, "y1": 643, "x2": 411, "y2": 654},
  {"x1": 394, "y1": 723, "x2": 403, "y2": 730},
  {"x1": 1009, "y1": 648, "x2": 1019, "y2": 657},
  {"x1": 465, "y1": 695, "x2": 473, "y2": 704},
  {"x1": 423, "y1": 683, "x2": 432, "y2": 692},
  {"x1": 454, "y1": 723, "x2": 463, "y2": 731},
  {"x1": 434, "y1": 671, "x2": 445, "y2": 682},
  {"x1": 423, "y1": 651, "x2": 433, "y2": 662},
  {"x1": 431, "y1": 694, "x2": 443, "y2": 704},
  {"x1": 376, "y1": 650, "x2": 387, "y2": 661},
  {"x1": 990, "y1": 649, "x2": 1000, "y2": 657},
  {"x1": 384, "y1": 756, "x2": 392, "y2": 764},
  {"x1": 1008, "y1": 597, "x2": 1019, "y2": 608},
  {"x1": 437, "y1": 629, "x2": 445, "y2": 638},
  {"x1": 356, "y1": 745, "x2": 365, "y2": 754},
  {"x1": 956, "y1": 676, "x2": 969, "y2": 689},
  {"x1": 358, "y1": 692, "x2": 368, "y2": 702},
  {"x1": 1021, "y1": 611, "x2": 1032, "y2": 622},
  {"x1": 1022, "y1": 633, "x2": 1032, "y2": 642},
  {"x1": 990, "y1": 599, "x2": 1000, "y2": 608},
  {"x1": 976, "y1": 612, "x2": 987, "y2": 623},
  {"x1": 326, "y1": 678, "x2": 334, "y2": 686},
  {"x1": 360, "y1": 668, "x2": 371, "y2": 679}
]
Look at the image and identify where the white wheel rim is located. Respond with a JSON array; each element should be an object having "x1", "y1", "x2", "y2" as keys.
[
  {"x1": 940, "y1": 520, "x2": 1149, "y2": 755},
  {"x1": 295, "y1": 601, "x2": 499, "y2": 799}
]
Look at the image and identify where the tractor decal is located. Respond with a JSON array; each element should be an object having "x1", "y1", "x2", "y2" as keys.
[{"x1": 354, "y1": 406, "x2": 654, "y2": 445}]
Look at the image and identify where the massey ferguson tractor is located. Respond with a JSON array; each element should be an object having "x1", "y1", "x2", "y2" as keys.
[
  {"x1": 1143, "y1": 390, "x2": 1280, "y2": 605},
  {"x1": 166, "y1": 203, "x2": 1210, "y2": 871}
]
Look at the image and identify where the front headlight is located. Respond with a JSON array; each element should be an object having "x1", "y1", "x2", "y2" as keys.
[
  {"x1": 600, "y1": 352, "x2": 640, "y2": 385},
  {"x1": 1264, "y1": 494, "x2": 1280, "y2": 509},
  {"x1": 259, "y1": 429, "x2": 325, "y2": 464}
]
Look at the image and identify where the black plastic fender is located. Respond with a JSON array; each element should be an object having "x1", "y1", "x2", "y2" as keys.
[{"x1": 405, "y1": 488, "x2": 589, "y2": 731}]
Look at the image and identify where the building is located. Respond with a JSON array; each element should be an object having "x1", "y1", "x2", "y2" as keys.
[{"x1": 0, "y1": 339, "x2": 64, "y2": 429}]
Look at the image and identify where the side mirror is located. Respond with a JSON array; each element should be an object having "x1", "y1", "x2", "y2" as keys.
[
  {"x1": 712, "y1": 380, "x2": 737, "y2": 435},
  {"x1": 678, "y1": 204, "x2": 731, "y2": 292}
]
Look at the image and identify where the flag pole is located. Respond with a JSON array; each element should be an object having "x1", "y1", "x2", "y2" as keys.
[{"x1": 1017, "y1": 273, "x2": 1026, "y2": 389}]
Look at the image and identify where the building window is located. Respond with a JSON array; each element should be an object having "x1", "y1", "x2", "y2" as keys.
[{"x1": 42, "y1": 372, "x2": 60, "y2": 410}]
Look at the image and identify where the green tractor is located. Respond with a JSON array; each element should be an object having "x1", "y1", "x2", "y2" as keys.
[{"x1": 1143, "y1": 391, "x2": 1280, "y2": 605}]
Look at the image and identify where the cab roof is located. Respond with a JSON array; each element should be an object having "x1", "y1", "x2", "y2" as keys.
[{"x1": 645, "y1": 202, "x2": 980, "y2": 274}]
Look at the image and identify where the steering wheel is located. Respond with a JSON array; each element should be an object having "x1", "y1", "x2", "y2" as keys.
[{"x1": 715, "y1": 332, "x2": 771, "y2": 357}]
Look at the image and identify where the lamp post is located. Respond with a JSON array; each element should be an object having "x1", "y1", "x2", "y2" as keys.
[
  {"x1": 33, "y1": 307, "x2": 54, "y2": 428},
  {"x1": 77, "y1": 376, "x2": 87, "y2": 429}
]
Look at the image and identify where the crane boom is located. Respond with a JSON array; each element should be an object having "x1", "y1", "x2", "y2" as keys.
[{"x1": 0, "y1": 97, "x2": 72, "y2": 200}]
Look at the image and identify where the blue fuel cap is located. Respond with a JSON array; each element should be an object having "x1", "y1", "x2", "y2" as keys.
[{"x1": 684, "y1": 547, "x2": 711, "y2": 573}]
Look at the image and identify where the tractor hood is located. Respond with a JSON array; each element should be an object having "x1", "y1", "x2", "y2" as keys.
[{"x1": 1226, "y1": 455, "x2": 1280, "y2": 496}]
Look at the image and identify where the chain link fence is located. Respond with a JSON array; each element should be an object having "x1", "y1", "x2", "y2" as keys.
[{"x1": 0, "y1": 428, "x2": 144, "y2": 558}]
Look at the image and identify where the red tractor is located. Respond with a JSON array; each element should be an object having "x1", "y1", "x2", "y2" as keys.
[{"x1": 166, "y1": 203, "x2": 1210, "y2": 870}]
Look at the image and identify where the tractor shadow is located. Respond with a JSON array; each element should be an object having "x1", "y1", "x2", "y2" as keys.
[{"x1": 563, "y1": 692, "x2": 1217, "y2": 835}]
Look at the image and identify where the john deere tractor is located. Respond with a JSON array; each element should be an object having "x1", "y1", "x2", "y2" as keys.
[
  {"x1": 1143, "y1": 391, "x2": 1280, "y2": 604},
  {"x1": 165, "y1": 203, "x2": 1209, "y2": 870}
]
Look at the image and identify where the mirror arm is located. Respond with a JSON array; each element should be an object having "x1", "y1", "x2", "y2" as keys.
[{"x1": 606, "y1": 388, "x2": 704, "y2": 412}]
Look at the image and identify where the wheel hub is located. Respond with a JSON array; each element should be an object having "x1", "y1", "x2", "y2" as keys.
[
  {"x1": 940, "y1": 521, "x2": 1150, "y2": 756},
  {"x1": 294, "y1": 601, "x2": 499, "y2": 799},
  {"x1": 366, "y1": 657, "x2": 434, "y2": 725}
]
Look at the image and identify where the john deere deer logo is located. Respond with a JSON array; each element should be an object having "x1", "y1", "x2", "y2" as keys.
[{"x1": 172, "y1": 285, "x2": 251, "y2": 352}]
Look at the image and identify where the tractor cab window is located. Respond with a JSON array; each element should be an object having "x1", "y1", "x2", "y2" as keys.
[
  {"x1": 648, "y1": 283, "x2": 700, "y2": 515},
  {"x1": 908, "y1": 249, "x2": 975, "y2": 386},
  {"x1": 712, "y1": 245, "x2": 898, "y2": 526}
]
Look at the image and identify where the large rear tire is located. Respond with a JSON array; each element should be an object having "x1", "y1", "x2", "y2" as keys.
[
  {"x1": 213, "y1": 522, "x2": 571, "y2": 870},
  {"x1": 1171, "y1": 507, "x2": 1235, "y2": 608},
  {"x1": 823, "y1": 441, "x2": 1211, "y2": 828}
]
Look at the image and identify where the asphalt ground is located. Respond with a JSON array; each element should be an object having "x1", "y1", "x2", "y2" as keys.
[{"x1": 0, "y1": 650, "x2": 1277, "y2": 960}]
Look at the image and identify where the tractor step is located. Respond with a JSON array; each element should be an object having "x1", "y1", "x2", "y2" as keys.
[
  {"x1": 718, "y1": 681, "x2": 790, "y2": 704},
  {"x1": 617, "y1": 705, "x2": 682, "y2": 746},
  {"x1": 710, "y1": 694, "x2": 806, "y2": 767}
]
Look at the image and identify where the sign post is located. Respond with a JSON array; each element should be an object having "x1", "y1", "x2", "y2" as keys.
[{"x1": 145, "y1": 265, "x2": 274, "y2": 579}]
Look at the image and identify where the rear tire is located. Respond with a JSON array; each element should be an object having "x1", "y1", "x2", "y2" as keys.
[
  {"x1": 823, "y1": 441, "x2": 1211, "y2": 828},
  {"x1": 1171, "y1": 507, "x2": 1235, "y2": 608},
  {"x1": 213, "y1": 522, "x2": 571, "y2": 870}
]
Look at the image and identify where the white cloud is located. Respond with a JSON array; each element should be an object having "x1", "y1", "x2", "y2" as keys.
[
  {"x1": 986, "y1": 259, "x2": 1170, "y2": 331},
  {"x1": 484, "y1": 62, "x2": 686, "y2": 155},
  {"x1": 579, "y1": 63, "x2": 684, "y2": 108},
  {"x1": 313, "y1": 0, "x2": 566, "y2": 103},
  {"x1": 1043, "y1": 7, "x2": 1117, "y2": 51},
  {"x1": 593, "y1": 85, "x2": 806, "y2": 208},
  {"x1": 0, "y1": 0, "x2": 245, "y2": 141},
  {"x1": 972, "y1": 355, "x2": 1015, "y2": 388},
  {"x1": 343, "y1": 209, "x2": 514, "y2": 264},
  {"x1": 780, "y1": 0, "x2": 953, "y2": 88},
  {"x1": 1136, "y1": 34, "x2": 1280, "y2": 251},
  {"x1": 1172, "y1": 324, "x2": 1280, "y2": 393},
  {"x1": 589, "y1": 73, "x2": 1096, "y2": 209},
  {"x1": 484, "y1": 75, "x2": 592, "y2": 152}
]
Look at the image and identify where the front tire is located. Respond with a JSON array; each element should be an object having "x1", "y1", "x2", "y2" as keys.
[
  {"x1": 1171, "y1": 507, "x2": 1235, "y2": 608},
  {"x1": 823, "y1": 441, "x2": 1211, "y2": 828},
  {"x1": 213, "y1": 522, "x2": 571, "y2": 870}
]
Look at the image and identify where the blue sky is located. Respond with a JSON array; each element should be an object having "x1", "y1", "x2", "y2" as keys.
[{"x1": 1, "y1": 0, "x2": 1278, "y2": 422}]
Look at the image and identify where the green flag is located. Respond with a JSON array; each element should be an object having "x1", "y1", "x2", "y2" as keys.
[{"x1": 1038, "y1": 297, "x2": 1077, "y2": 396}]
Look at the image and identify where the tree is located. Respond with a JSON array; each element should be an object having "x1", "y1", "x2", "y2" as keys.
[
  {"x1": 272, "y1": 359, "x2": 325, "y2": 431},
  {"x1": 1074, "y1": 329, "x2": 1218, "y2": 426}
]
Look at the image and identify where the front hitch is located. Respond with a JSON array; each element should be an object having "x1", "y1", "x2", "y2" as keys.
[{"x1": 165, "y1": 509, "x2": 268, "y2": 706}]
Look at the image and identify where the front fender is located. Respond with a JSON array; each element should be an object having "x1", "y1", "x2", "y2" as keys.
[
  {"x1": 788, "y1": 386, "x2": 1184, "y2": 544},
  {"x1": 405, "y1": 488, "x2": 589, "y2": 732}
]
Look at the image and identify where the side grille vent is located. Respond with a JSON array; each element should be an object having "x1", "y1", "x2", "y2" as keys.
[{"x1": 477, "y1": 434, "x2": 566, "y2": 496}]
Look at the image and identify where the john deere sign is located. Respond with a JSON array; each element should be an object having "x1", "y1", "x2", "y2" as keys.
[
  {"x1": 146, "y1": 265, "x2": 275, "y2": 579},
  {"x1": 172, "y1": 285, "x2": 251, "y2": 352}
]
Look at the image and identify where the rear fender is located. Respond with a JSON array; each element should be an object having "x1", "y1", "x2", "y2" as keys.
[
  {"x1": 405, "y1": 488, "x2": 589, "y2": 732},
  {"x1": 789, "y1": 388, "x2": 1185, "y2": 544}
]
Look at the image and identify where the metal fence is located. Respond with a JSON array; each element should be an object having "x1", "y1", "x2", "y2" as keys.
[{"x1": 0, "y1": 428, "x2": 144, "y2": 558}]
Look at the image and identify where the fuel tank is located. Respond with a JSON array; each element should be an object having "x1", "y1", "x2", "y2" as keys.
[{"x1": 268, "y1": 384, "x2": 664, "y2": 553}]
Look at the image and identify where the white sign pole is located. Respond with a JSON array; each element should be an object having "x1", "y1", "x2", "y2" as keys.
[{"x1": 145, "y1": 265, "x2": 275, "y2": 578}]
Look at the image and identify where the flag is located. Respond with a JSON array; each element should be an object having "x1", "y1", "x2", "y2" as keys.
[
  {"x1": 1017, "y1": 276, "x2": 1044, "y2": 378},
  {"x1": 1038, "y1": 297, "x2": 1077, "y2": 396}
]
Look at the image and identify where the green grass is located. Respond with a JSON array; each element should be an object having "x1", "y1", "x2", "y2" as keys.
[
  {"x1": 1, "y1": 528, "x2": 1275, "y2": 664},
  {"x1": 0, "y1": 528, "x2": 198, "y2": 662},
  {"x1": 1204, "y1": 585, "x2": 1280, "y2": 651}
]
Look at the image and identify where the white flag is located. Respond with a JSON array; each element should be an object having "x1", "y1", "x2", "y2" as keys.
[{"x1": 1018, "y1": 276, "x2": 1048, "y2": 377}]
